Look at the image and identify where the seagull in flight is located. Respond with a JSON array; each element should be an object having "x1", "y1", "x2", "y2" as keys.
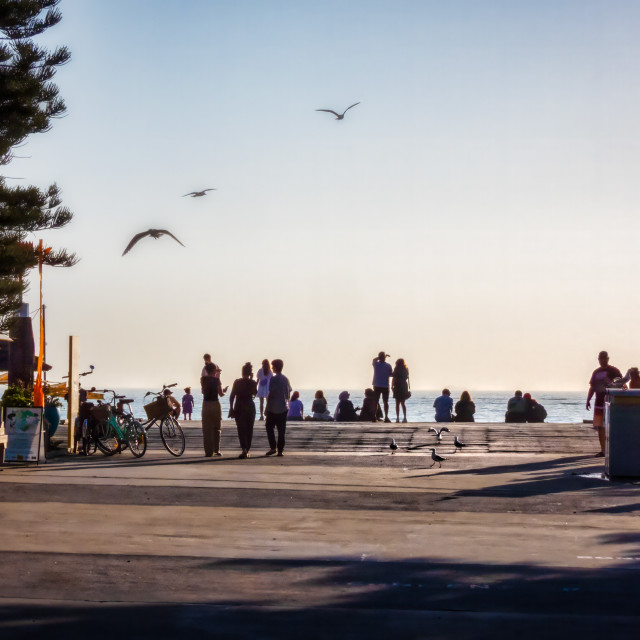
[
  {"x1": 430, "y1": 448, "x2": 447, "y2": 468},
  {"x1": 122, "y1": 229, "x2": 185, "y2": 256},
  {"x1": 315, "y1": 102, "x2": 360, "y2": 120},
  {"x1": 428, "y1": 426, "x2": 450, "y2": 442},
  {"x1": 182, "y1": 189, "x2": 216, "y2": 198},
  {"x1": 453, "y1": 435, "x2": 466, "y2": 453},
  {"x1": 390, "y1": 438, "x2": 398, "y2": 454}
]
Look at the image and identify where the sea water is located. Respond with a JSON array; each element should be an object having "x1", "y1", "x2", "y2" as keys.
[{"x1": 89, "y1": 389, "x2": 590, "y2": 423}]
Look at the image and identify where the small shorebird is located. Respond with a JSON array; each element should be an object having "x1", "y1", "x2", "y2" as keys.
[
  {"x1": 453, "y1": 435, "x2": 466, "y2": 453},
  {"x1": 182, "y1": 189, "x2": 216, "y2": 198},
  {"x1": 390, "y1": 438, "x2": 398, "y2": 454},
  {"x1": 428, "y1": 426, "x2": 450, "y2": 442},
  {"x1": 430, "y1": 448, "x2": 447, "y2": 468},
  {"x1": 315, "y1": 102, "x2": 360, "y2": 120},
  {"x1": 122, "y1": 229, "x2": 185, "y2": 256}
]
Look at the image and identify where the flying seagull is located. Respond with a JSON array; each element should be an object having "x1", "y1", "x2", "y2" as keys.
[
  {"x1": 390, "y1": 438, "x2": 398, "y2": 454},
  {"x1": 315, "y1": 102, "x2": 360, "y2": 120},
  {"x1": 182, "y1": 189, "x2": 216, "y2": 198},
  {"x1": 122, "y1": 229, "x2": 185, "y2": 256},
  {"x1": 430, "y1": 448, "x2": 447, "y2": 468},
  {"x1": 453, "y1": 435, "x2": 466, "y2": 453},
  {"x1": 428, "y1": 426, "x2": 450, "y2": 441}
]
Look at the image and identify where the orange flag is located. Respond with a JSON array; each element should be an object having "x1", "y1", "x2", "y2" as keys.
[{"x1": 33, "y1": 240, "x2": 49, "y2": 408}]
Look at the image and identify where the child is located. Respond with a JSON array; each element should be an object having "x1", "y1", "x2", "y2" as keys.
[
  {"x1": 182, "y1": 387, "x2": 194, "y2": 420},
  {"x1": 201, "y1": 353, "x2": 213, "y2": 378}
]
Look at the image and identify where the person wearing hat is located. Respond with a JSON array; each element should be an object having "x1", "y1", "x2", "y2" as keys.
[
  {"x1": 371, "y1": 351, "x2": 393, "y2": 423},
  {"x1": 587, "y1": 350, "x2": 622, "y2": 457},
  {"x1": 334, "y1": 391, "x2": 359, "y2": 421},
  {"x1": 163, "y1": 388, "x2": 181, "y2": 419}
]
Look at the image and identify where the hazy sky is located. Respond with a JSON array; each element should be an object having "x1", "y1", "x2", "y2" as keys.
[{"x1": 12, "y1": 0, "x2": 640, "y2": 391}]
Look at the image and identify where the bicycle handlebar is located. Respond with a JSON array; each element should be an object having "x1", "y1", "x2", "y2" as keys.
[{"x1": 145, "y1": 383, "x2": 178, "y2": 399}]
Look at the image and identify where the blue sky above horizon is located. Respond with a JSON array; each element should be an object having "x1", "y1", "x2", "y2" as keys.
[{"x1": 9, "y1": 0, "x2": 640, "y2": 390}]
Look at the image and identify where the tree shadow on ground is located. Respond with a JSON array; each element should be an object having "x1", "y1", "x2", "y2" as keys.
[{"x1": 1, "y1": 555, "x2": 639, "y2": 640}]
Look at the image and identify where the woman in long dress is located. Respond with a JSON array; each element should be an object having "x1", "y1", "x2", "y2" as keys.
[
  {"x1": 256, "y1": 359, "x2": 272, "y2": 421},
  {"x1": 229, "y1": 362, "x2": 257, "y2": 458}
]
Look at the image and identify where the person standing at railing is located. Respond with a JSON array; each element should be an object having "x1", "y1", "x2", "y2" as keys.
[{"x1": 201, "y1": 362, "x2": 225, "y2": 456}]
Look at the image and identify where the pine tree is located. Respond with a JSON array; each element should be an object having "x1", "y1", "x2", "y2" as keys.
[{"x1": 0, "y1": 0, "x2": 76, "y2": 332}]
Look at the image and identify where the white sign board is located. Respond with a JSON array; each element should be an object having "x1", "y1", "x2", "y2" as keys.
[{"x1": 4, "y1": 407, "x2": 43, "y2": 463}]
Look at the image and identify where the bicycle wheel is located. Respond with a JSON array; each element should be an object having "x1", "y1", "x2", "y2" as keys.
[
  {"x1": 126, "y1": 418, "x2": 147, "y2": 458},
  {"x1": 160, "y1": 415, "x2": 185, "y2": 457},
  {"x1": 82, "y1": 420, "x2": 98, "y2": 456},
  {"x1": 95, "y1": 420, "x2": 121, "y2": 456}
]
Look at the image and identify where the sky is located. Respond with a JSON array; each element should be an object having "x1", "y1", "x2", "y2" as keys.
[{"x1": 9, "y1": 0, "x2": 640, "y2": 391}]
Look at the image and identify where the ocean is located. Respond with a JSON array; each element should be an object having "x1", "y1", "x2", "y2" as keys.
[{"x1": 82, "y1": 388, "x2": 590, "y2": 424}]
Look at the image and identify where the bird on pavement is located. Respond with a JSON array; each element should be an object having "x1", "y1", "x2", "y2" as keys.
[
  {"x1": 453, "y1": 435, "x2": 466, "y2": 453},
  {"x1": 430, "y1": 448, "x2": 447, "y2": 468},
  {"x1": 428, "y1": 426, "x2": 450, "y2": 441},
  {"x1": 122, "y1": 229, "x2": 185, "y2": 256},
  {"x1": 390, "y1": 438, "x2": 398, "y2": 454},
  {"x1": 182, "y1": 189, "x2": 216, "y2": 197},
  {"x1": 315, "y1": 102, "x2": 360, "y2": 120}
]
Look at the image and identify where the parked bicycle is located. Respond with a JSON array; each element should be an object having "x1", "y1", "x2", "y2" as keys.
[
  {"x1": 141, "y1": 383, "x2": 186, "y2": 457},
  {"x1": 91, "y1": 390, "x2": 147, "y2": 458}
]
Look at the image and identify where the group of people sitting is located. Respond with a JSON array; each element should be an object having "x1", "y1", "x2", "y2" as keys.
[
  {"x1": 432, "y1": 389, "x2": 476, "y2": 422},
  {"x1": 286, "y1": 389, "x2": 388, "y2": 422},
  {"x1": 504, "y1": 390, "x2": 547, "y2": 423}
]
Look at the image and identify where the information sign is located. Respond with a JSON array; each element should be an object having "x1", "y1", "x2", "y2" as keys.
[{"x1": 4, "y1": 407, "x2": 43, "y2": 463}]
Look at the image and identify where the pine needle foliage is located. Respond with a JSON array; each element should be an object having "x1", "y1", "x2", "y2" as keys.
[{"x1": 0, "y1": 0, "x2": 76, "y2": 332}]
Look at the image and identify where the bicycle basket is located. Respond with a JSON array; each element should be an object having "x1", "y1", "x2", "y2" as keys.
[
  {"x1": 144, "y1": 397, "x2": 171, "y2": 420},
  {"x1": 91, "y1": 404, "x2": 111, "y2": 422}
]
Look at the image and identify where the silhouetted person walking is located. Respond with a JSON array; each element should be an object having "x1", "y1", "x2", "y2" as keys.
[
  {"x1": 265, "y1": 359, "x2": 291, "y2": 457},
  {"x1": 229, "y1": 362, "x2": 258, "y2": 458}
]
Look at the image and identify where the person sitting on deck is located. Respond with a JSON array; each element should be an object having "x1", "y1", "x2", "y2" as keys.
[
  {"x1": 523, "y1": 393, "x2": 547, "y2": 423},
  {"x1": 505, "y1": 390, "x2": 527, "y2": 423},
  {"x1": 454, "y1": 390, "x2": 475, "y2": 422},
  {"x1": 433, "y1": 388, "x2": 453, "y2": 422},
  {"x1": 334, "y1": 391, "x2": 359, "y2": 421},
  {"x1": 359, "y1": 388, "x2": 383, "y2": 422},
  {"x1": 311, "y1": 390, "x2": 334, "y2": 421},
  {"x1": 287, "y1": 391, "x2": 304, "y2": 421}
]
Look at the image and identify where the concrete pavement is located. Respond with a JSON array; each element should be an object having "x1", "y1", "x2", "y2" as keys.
[{"x1": 0, "y1": 421, "x2": 638, "y2": 638}]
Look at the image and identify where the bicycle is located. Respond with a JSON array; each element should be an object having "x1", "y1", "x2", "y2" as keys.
[
  {"x1": 92, "y1": 390, "x2": 147, "y2": 458},
  {"x1": 141, "y1": 383, "x2": 186, "y2": 457}
]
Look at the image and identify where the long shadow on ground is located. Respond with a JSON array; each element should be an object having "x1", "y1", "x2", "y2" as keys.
[{"x1": 1, "y1": 555, "x2": 639, "y2": 640}]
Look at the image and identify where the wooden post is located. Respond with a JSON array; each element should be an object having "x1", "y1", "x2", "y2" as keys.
[{"x1": 67, "y1": 336, "x2": 79, "y2": 452}]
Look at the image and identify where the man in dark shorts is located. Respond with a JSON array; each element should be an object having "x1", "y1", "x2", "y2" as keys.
[
  {"x1": 372, "y1": 351, "x2": 393, "y2": 423},
  {"x1": 586, "y1": 350, "x2": 622, "y2": 457},
  {"x1": 265, "y1": 359, "x2": 291, "y2": 457}
]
